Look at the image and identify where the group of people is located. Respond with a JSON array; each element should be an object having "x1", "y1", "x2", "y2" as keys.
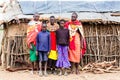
[{"x1": 27, "y1": 12, "x2": 86, "y2": 77}]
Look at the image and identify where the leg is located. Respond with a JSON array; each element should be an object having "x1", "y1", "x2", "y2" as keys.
[
  {"x1": 30, "y1": 62, "x2": 34, "y2": 74},
  {"x1": 44, "y1": 61, "x2": 48, "y2": 76},
  {"x1": 58, "y1": 68, "x2": 62, "y2": 76},
  {"x1": 31, "y1": 62, "x2": 34, "y2": 70},
  {"x1": 75, "y1": 63, "x2": 80, "y2": 74},
  {"x1": 38, "y1": 51, "x2": 43, "y2": 76},
  {"x1": 36, "y1": 60, "x2": 39, "y2": 72},
  {"x1": 64, "y1": 68, "x2": 68, "y2": 76},
  {"x1": 44, "y1": 61, "x2": 47, "y2": 72},
  {"x1": 48, "y1": 59, "x2": 53, "y2": 74},
  {"x1": 39, "y1": 61, "x2": 42, "y2": 71},
  {"x1": 52, "y1": 60, "x2": 56, "y2": 70},
  {"x1": 70, "y1": 62, "x2": 74, "y2": 74},
  {"x1": 43, "y1": 51, "x2": 48, "y2": 76},
  {"x1": 39, "y1": 61, "x2": 43, "y2": 76},
  {"x1": 48, "y1": 59, "x2": 52, "y2": 69},
  {"x1": 52, "y1": 60, "x2": 57, "y2": 74},
  {"x1": 29, "y1": 47, "x2": 36, "y2": 74},
  {"x1": 62, "y1": 46, "x2": 70, "y2": 75}
]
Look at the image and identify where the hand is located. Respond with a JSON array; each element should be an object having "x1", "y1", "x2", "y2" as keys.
[
  {"x1": 36, "y1": 51, "x2": 38, "y2": 56},
  {"x1": 47, "y1": 52, "x2": 50, "y2": 55},
  {"x1": 30, "y1": 44, "x2": 32, "y2": 49},
  {"x1": 67, "y1": 46, "x2": 69, "y2": 50},
  {"x1": 56, "y1": 48, "x2": 58, "y2": 52},
  {"x1": 56, "y1": 46, "x2": 58, "y2": 51}
]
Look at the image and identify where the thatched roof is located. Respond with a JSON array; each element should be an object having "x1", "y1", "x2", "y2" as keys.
[
  {"x1": 0, "y1": 0, "x2": 120, "y2": 25},
  {"x1": 0, "y1": 0, "x2": 22, "y2": 24},
  {"x1": 111, "y1": 13, "x2": 120, "y2": 16}
]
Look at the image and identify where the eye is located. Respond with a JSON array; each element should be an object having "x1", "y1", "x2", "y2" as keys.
[
  {"x1": 72, "y1": 16, "x2": 76, "y2": 18},
  {"x1": 60, "y1": 23, "x2": 64, "y2": 24}
]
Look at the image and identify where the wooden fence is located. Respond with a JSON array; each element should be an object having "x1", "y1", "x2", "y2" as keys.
[{"x1": 80, "y1": 23, "x2": 120, "y2": 67}]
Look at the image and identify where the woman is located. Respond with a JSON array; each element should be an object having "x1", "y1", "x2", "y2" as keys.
[{"x1": 65, "y1": 12, "x2": 86, "y2": 74}]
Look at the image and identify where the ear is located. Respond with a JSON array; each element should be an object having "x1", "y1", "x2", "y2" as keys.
[{"x1": 33, "y1": 15, "x2": 35, "y2": 18}]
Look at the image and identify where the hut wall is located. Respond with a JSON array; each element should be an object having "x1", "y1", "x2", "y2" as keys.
[
  {"x1": 1, "y1": 20, "x2": 120, "y2": 68},
  {"x1": 0, "y1": 26, "x2": 4, "y2": 49},
  {"x1": 7, "y1": 23, "x2": 27, "y2": 37},
  {"x1": 0, "y1": 25, "x2": 4, "y2": 65},
  {"x1": 80, "y1": 23, "x2": 120, "y2": 67},
  {"x1": 2, "y1": 22, "x2": 29, "y2": 68}
]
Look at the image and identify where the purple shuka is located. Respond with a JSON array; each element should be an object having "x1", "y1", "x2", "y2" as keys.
[
  {"x1": 56, "y1": 45, "x2": 71, "y2": 68},
  {"x1": 56, "y1": 28, "x2": 71, "y2": 68}
]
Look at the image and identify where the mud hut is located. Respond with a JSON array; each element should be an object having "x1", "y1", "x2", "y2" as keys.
[{"x1": 0, "y1": 1, "x2": 120, "y2": 69}]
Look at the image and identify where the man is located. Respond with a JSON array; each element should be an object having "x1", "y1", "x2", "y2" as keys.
[
  {"x1": 27, "y1": 13, "x2": 41, "y2": 74},
  {"x1": 65, "y1": 12, "x2": 86, "y2": 74},
  {"x1": 47, "y1": 16, "x2": 59, "y2": 74},
  {"x1": 36, "y1": 23, "x2": 50, "y2": 76}
]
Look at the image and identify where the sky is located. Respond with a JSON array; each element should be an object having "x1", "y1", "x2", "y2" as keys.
[
  {"x1": 17, "y1": 0, "x2": 119, "y2": 1},
  {"x1": 0, "y1": 0, "x2": 119, "y2": 3}
]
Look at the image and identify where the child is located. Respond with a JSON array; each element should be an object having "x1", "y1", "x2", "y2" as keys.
[
  {"x1": 47, "y1": 16, "x2": 59, "y2": 74},
  {"x1": 56, "y1": 19, "x2": 71, "y2": 76},
  {"x1": 36, "y1": 23, "x2": 50, "y2": 76}
]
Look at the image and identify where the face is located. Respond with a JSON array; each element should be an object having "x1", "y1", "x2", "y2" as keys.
[
  {"x1": 42, "y1": 24, "x2": 47, "y2": 31},
  {"x1": 50, "y1": 17, "x2": 55, "y2": 24},
  {"x1": 33, "y1": 14, "x2": 39, "y2": 21},
  {"x1": 60, "y1": 21, "x2": 65, "y2": 27},
  {"x1": 71, "y1": 13, "x2": 77, "y2": 21},
  {"x1": 42, "y1": 26, "x2": 47, "y2": 31}
]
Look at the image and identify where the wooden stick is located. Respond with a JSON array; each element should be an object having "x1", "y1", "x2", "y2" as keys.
[{"x1": 96, "y1": 26, "x2": 100, "y2": 61}]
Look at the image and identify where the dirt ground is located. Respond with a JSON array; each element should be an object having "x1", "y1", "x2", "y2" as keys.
[{"x1": 0, "y1": 68, "x2": 120, "y2": 80}]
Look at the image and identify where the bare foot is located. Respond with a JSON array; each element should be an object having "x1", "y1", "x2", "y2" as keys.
[
  {"x1": 71, "y1": 71, "x2": 75, "y2": 74},
  {"x1": 39, "y1": 71, "x2": 43, "y2": 77},
  {"x1": 76, "y1": 70, "x2": 80, "y2": 75}
]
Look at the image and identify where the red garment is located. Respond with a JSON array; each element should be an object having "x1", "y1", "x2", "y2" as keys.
[
  {"x1": 64, "y1": 20, "x2": 81, "y2": 28},
  {"x1": 81, "y1": 39, "x2": 86, "y2": 56},
  {"x1": 70, "y1": 36, "x2": 75, "y2": 50},
  {"x1": 50, "y1": 32, "x2": 56, "y2": 50},
  {"x1": 65, "y1": 20, "x2": 86, "y2": 56},
  {"x1": 27, "y1": 22, "x2": 41, "y2": 48},
  {"x1": 69, "y1": 32, "x2": 81, "y2": 63}
]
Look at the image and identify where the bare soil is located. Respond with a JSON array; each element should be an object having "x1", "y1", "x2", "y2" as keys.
[{"x1": 0, "y1": 66, "x2": 120, "y2": 80}]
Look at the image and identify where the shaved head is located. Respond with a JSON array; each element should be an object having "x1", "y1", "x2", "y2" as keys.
[
  {"x1": 71, "y1": 12, "x2": 78, "y2": 21},
  {"x1": 33, "y1": 13, "x2": 40, "y2": 21},
  {"x1": 72, "y1": 12, "x2": 78, "y2": 18}
]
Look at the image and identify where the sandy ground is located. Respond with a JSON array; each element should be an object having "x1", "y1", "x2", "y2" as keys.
[{"x1": 0, "y1": 67, "x2": 120, "y2": 80}]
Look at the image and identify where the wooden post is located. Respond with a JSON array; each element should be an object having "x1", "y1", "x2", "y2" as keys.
[
  {"x1": 6, "y1": 38, "x2": 10, "y2": 68},
  {"x1": 96, "y1": 26, "x2": 100, "y2": 61},
  {"x1": 1, "y1": 44, "x2": 5, "y2": 68},
  {"x1": 10, "y1": 39, "x2": 15, "y2": 67}
]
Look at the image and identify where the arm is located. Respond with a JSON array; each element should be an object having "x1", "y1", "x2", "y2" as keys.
[
  {"x1": 56, "y1": 31, "x2": 58, "y2": 45},
  {"x1": 67, "y1": 30, "x2": 70, "y2": 50},
  {"x1": 67, "y1": 30, "x2": 70, "y2": 46},
  {"x1": 36, "y1": 34, "x2": 39, "y2": 51},
  {"x1": 64, "y1": 21, "x2": 70, "y2": 29},
  {"x1": 78, "y1": 23, "x2": 86, "y2": 56},
  {"x1": 78, "y1": 24, "x2": 85, "y2": 38},
  {"x1": 48, "y1": 33, "x2": 51, "y2": 52},
  {"x1": 56, "y1": 31, "x2": 58, "y2": 51}
]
